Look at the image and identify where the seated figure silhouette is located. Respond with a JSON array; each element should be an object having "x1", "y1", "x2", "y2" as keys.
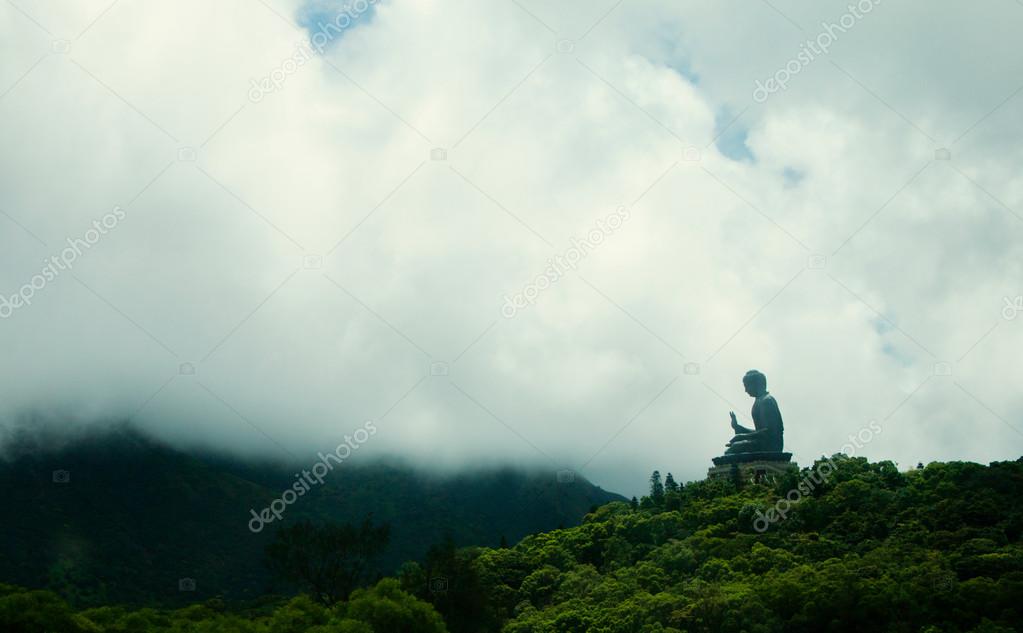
[{"x1": 724, "y1": 369, "x2": 784, "y2": 455}]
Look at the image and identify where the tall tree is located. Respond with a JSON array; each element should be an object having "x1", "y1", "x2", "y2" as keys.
[
  {"x1": 265, "y1": 518, "x2": 390, "y2": 604},
  {"x1": 664, "y1": 473, "x2": 679, "y2": 493},
  {"x1": 420, "y1": 535, "x2": 489, "y2": 633},
  {"x1": 663, "y1": 473, "x2": 682, "y2": 511},
  {"x1": 649, "y1": 471, "x2": 664, "y2": 506}
]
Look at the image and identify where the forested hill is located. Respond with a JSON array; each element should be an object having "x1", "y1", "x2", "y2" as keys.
[
  {"x1": 1, "y1": 455, "x2": 1021, "y2": 632},
  {"x1": 0, "y1": 426, "x2": 622, "y2": 607},
  {"x1": 401, "y1": 455, "x2": 1023, "y2": 632}
]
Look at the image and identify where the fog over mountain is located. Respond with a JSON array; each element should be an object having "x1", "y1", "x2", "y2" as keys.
[{"x1": 1, "y1": 0, "x2": 1021, "y2": 497}]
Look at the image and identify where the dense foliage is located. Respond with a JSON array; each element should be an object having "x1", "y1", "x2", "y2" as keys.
[
  {"x1": 266, "y1": 519, "x2": 391, "y2": 604},
  {"x1": 0, "y1": 580, "x2": 446, "y2": 633},
  {"x1": 0, "y1": 427, "x2": 620, "y2": 606},
  {"x1": 2, "y1": 454, "x2": 1021, "y2": 632},
  {"x1": 398, "y1": 456, "x2": 1023, "y2": 632}
]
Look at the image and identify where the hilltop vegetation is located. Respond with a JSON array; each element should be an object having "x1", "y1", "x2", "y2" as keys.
[
  {"x1": 0, "y1": 427, "x2": 621, "y2": 607},
  {"x1": 2, "y1": 454, "x2": 1021, "y2": 632},
  {"x1": 0, "y1": 580, "x2": 446, "y2": 633},
  {"x1": 417, "y1": 455, "x2": 1022, "y2": 632}
]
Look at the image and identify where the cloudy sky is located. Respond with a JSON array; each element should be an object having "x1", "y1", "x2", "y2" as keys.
[{"x1": 1, "y1": 0, "x2": 1021, "y2": 496}]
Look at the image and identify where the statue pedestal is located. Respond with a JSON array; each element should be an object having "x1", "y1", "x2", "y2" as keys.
[{"x1": 707, "y1": 452, "x2": 796, "y2": 482}]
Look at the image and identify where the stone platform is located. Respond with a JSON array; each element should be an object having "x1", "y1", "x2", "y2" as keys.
[
  {"x1": 707, "y1": 452, "x2": 796, "y2": 482},
  {"x1": 711, "y1": 451, "x2": 792, "y2": 466}
]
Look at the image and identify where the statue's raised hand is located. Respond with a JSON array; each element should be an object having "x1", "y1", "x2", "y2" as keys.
[{"x1": 729, "y1": 411, "x2": 738, "y2": 430}]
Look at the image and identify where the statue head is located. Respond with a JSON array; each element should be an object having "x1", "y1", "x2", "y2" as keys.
[{"x1": 742, "y1": 370, "x2": 767, "y2": 397}]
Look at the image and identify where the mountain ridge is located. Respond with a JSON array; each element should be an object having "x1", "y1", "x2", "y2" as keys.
[{"x1": 0, "y1": 425, "x2": 624, "y2": 607}]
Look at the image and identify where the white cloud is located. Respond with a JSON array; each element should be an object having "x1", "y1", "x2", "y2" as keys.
[{"x1": 1, "y1": 0, "x2": 1021, "y2": 496}]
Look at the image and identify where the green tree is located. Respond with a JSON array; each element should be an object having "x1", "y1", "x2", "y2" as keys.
[
  {"x1": 0, "y1": 587, "x2": 97, "y2": 633},
  {"x1": 650, "y1": 471, "x2": 665, "y2": 506},
  {"x1": 664, "y1": 473, "x2": 682, "y2": 511},
  {"x1": 664, "y1": 473, "x2": 679, "y2": 494},
  {"x1": 267, "y1": 595, "x2": 329, "y2": 633},
  {"x1": 265, "y1": 518, "x2": 390, "y2": 604},
  {"x1": 345, "y1": 578, "x2": 448, "y2": 633},
  {"x1": 418, "y1": 536, "x2": 490, "y2": 633}
]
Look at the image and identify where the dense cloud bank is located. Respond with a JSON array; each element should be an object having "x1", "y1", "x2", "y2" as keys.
[{"x1": 1, "y1": 0, "x2": 1021, "y2": 495}]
